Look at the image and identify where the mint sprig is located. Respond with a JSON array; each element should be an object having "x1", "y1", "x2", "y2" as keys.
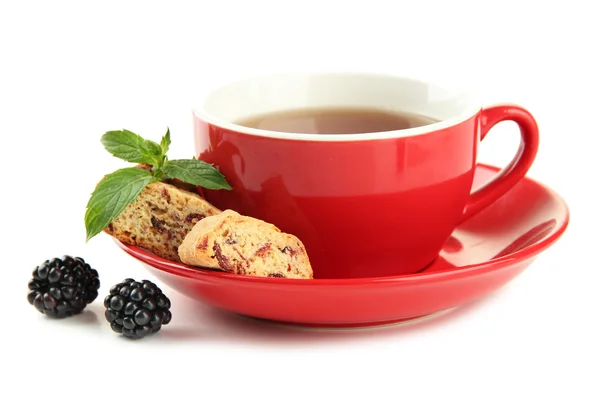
[
  {"x1": 163, "y1": 159, "x2": 232, "y2": 190},
  {"x1": 84, "y1": 167, "x2": 154, "y2": 242},
  {"x1": 160, "y1": 128, "x2": 171, "y2": 155},
  {"x1": 101, "y1": 130, "x2": 163, "y2": 165},
  {"x1": 85, "y1": 128, "x2": 231, "y2": 241}
]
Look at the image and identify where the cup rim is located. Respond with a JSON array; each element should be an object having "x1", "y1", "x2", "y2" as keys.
[{"x1": 193, "y1": 72, "x2": 482, "y2": 142}]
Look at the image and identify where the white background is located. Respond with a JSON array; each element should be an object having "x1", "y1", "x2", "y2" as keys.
[{"x1": 1, "y1": 0, "x2": 598, "y2": 398}]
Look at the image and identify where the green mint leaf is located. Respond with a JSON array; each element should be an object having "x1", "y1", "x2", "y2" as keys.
[
  {"x1": 163, "y1": 159, "x2": 232, "y2": 190},
  {"x1": 85, "y1": 167, "x2": 155, "y2": 241},
  {"x1": 101, "y1": 130, "x2": 163, "y2": 165},
  {"x1": 160, "y1": 128, "x2": 171, "y2": 156}
]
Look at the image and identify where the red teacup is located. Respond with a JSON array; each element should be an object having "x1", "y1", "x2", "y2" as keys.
[{"x1": 193, "y1": 73, "x2": 539, "y2": 279}]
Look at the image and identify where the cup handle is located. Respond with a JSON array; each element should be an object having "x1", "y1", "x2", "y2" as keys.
[{"x1": 460, "y1": 104, "x2": 540, "y2": 222}]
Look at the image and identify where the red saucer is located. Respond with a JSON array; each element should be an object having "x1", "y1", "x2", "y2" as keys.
[{"x1": 115, "y1": 164, "x2": 569, "y2": 328}]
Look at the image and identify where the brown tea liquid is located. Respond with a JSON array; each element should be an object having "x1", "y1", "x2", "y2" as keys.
[{"x1": 236, "y1": 107, "x2": 438, "y2": 134}]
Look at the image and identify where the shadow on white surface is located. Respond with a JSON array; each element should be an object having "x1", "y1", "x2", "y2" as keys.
[
  {"x1": 30, "y1": 303, "x2": 103, "y2": 332},
  {"x1": 157, "y1": 291, "x2": 504, "y2": 346},
  {"x1": 69, "y1": 309, "x2": 99, "y2": 325}
]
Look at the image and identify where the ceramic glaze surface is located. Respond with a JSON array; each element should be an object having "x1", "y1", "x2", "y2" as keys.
[
  {"x1": 116, "y1": 165, "x2": 569, "y2": 327},
  {"x1": 193, "y1": 73, "x2": 539, "y2": 277}
]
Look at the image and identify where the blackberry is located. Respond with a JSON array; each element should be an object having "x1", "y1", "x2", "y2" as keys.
[
  {"x1": 104, "y1": 279, "x2": 172, "y2": 339},
  {"x1": 27, "y1": 256, "x2": 100, "y2": 318}
]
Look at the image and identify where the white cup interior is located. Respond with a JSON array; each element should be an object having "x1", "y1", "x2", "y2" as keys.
[{"x1": 195, "y1": 73, "x2": 480, "y2": 141}]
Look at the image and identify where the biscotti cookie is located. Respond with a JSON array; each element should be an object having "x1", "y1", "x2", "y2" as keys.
[
  {"x1": 105, "y1": 181, "x2": 221, "y2": 262},
  {"x1": 178, "y1": 210, "x2": 313, "y2": 279}
]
